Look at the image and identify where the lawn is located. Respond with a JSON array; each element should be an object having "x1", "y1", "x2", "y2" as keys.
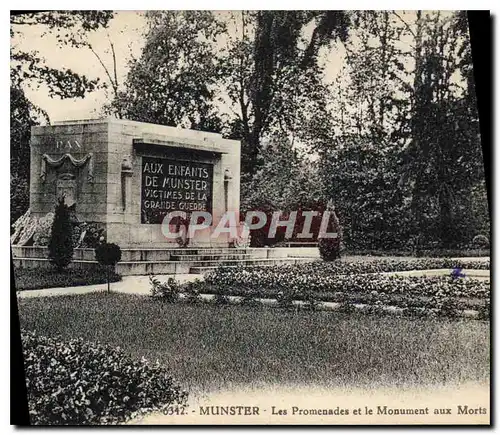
[
  {"x1": 13, "y1": 267, "x2": 121, "y2": 290},
  {"x1": 18, "y1": 292, "x2": 490, "y2": 396}
]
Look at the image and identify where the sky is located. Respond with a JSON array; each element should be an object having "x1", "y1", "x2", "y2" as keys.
[
  {"x1": 11, "y1": 10, "x2": 461, "y2": 127},
  {"x1": 12, "y1": 11, "x2": 147, "y2": 123},
  {"x1": 11, "y1": 11, "x2": 350, "y2": 125}
]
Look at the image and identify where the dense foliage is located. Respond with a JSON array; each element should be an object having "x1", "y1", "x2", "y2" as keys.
[
  {"x1": 145, "y1": 258, "x2": 491, "y2": 318},
  {"x1": 95, "y1": 243, "x2": 122, "y2": 266},
  {"x1": 48, "y1": 198, "x2": 74, "y2": 271},
  {"x1": 21, "y1": 330, "x2": 188, "y2": 425},
  {"x1": 14, "y1": 267, "x2": 121, "y2": 291},
  {"x1": 204, "y1": 258, "x2": 490, "y2": 285}
]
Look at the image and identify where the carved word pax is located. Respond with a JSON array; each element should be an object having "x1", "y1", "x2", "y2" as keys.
[{"x1": 56, "y1": 139, "x2": 81, "y2": 150}]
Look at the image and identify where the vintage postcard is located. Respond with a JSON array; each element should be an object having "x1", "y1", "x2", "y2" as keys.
[{"x1": 11, "y1": 10, "x2": 490, "y2": 425}]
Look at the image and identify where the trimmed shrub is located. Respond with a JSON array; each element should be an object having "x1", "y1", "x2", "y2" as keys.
[
  {"x1": 150, "y1": 275, "x2": 180, "y2": 303},
  {"x1": 95, "y1": 243, "x2": 122, "y2": 293},
  {"x1": 239, "y1": 289, "x2": 262, "y2": 308},
  {"x1": 318, "y1": 208, "x2": 343, "y2": 261},
  {"x1": 336, "y1": 301, "x2": 356, "y2": 314},
  {"x1": 276, "y1": 290, "x2": 295, "y2": 310},
  {"x1": 477, "y1": 300, "x2": 490, "y2": 320},
  {"x1": 21, "y1": 329, "x2": 188, "y2": 425},
  {"x1": 95, "y1": 243, "x2": 122, "y2": 266},
  {"x1": 213, "y1": 291, "x2": 230, "y2": 306},
  {"x1": 472, "y1": 234, "x2": 490, "y2": 249},
  {"x1": 318, "y1": 237, "x2": 341, "y2": 261},
  {"x1": 48, "y1": 198, "x2": 74, "y2": 271}
]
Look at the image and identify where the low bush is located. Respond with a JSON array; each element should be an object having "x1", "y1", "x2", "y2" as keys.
[
  {"x1": 472, "y1": 234, "x2": 490, "y2": 249},
  {"x1": 202, "y1": 259, "x2": 490, "y2": 296},
  {"x1": 318, "y1": 237, "x2": 341, "y2": 261},
  {"x1": 476, "y1": 299, "x2": 490, "y2": 320},
  {"x1": 150, "y1": 275, "x2": 180, "y2": 303},
  {"x1": 14, "y1": 268, "x2": 121, "y2": 291},
  {"x1": 21, "y1": 329, "x2": 187, "y2": 425},
  {"x1": 182, "y1": 280, "x2": 202, "y2": 304},
  {"x1": 276, "y1": 290, "x2": 295, "y2": 310},
  {"x1": 345, "y1": 248, "x2": 490, "y2": 257},
  {"x1": 191, "y1": 275, "x2": 490, "y2": 304},
  {"x1": 239, "y1": 289, "x2": 262, "y2": 307},
  {"x1": 212, "y1": 291, "x2": 230, "y2": 305},
  {"x1": 336, "y1": 301, "x2": 356, "y2": 314}
]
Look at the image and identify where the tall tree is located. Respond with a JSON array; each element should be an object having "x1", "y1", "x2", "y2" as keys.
[
  {"x1": 110, "y1": 11, "x2": 225, "y2": 132},
  {"x1": 11, "y1": 11, "x2": 114, "y2": 99},
  {"x1": 400, "y1": 11, "x2": 486, "y2": 248},
  {"x1": 221, "y1": 11, "x2": 350, "y2": 175},
  {"x1": 311, "y1": 11, "x2": 415, "y2": 250},
  {"x1": 11, "y1": 11, "x2": 113, "y2": 224}
]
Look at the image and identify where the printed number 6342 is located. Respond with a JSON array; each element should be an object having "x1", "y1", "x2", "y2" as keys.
[{"x1": 163, "y1": 405, "x2": 187, "y2": 415}]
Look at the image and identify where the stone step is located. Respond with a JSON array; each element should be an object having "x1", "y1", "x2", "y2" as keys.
[
  {"x1": 13, "y1": 257, "x2": 101, "y2": 272},
  {"x1": 189, "y1": 258, "x2": 317, "y2": 274},
  {"x1": 116, "y1": 257, "x2": 316, "y2": 275},
  {"x1": 169, "y1": 254, "x2": 254, "y2": 261},
  {"x1": 12, "y1": 246, "x2": 260, "y2": 261},
  {"x1": 12, "y1": 245, "x2": 319, "y2": 262},
  {"x1": 13, "y1": 256, "x2": 317, "y2": 276},
  {"x1": 11, "y1": 245, "x2": 265, "y2": 262}
]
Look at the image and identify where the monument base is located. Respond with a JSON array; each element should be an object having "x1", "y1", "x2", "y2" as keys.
[{"x1": 12, "y1": 246, "x2": 320, "y2": 276}]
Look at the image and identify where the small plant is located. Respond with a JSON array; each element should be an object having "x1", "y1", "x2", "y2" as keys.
[
  {"x1": 472, "y1": 234, "x2": 490, "y2": 249},
  {"x1": 477, "y1": 300, "x2": 490, "y2": 320},
  {"x1": 432, "y1": 296, "x2": 461, "y2": 318},
  {"x1": 276, "y1": 289, "x2": 295, "y2": 310},
  {"x1": 95, "y1": 242, "x2": 122, "y2": 293},
  {"x1": 301, "y1": 289, "x2": 321, "y2": 311},
  {"x1": 213, "y1": 291, "x2": 230, "y2": 306},
  {"x1": 318, "y1": 204, "x2": 343, "y2": 261},
  {"x1": 150, "y1": 275, "x2": 181, "y2": 303},
  {"x1": 48, "y1": 197, "x2": 74, "y2": 271},
  {"x1": 182, "y1": 280, "x2": 202, "y2": 304},
  {"x1": 336, "y1": 301, "x2": 356, "y2": 314},
  {"x1": 239, "y1": 289, "x2": 262, "y2": 307}
]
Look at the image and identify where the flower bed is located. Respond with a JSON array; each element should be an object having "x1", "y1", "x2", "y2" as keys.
[
  {"x1": 22, "y1": 330, "x2": 187, "y2": 425},
  {"x1": 174, "y1": 259, "x2": 490, "y2": 319},
  {"x1": 205, "y1": 258, "x2": 489, "y2": 288},
  {"x1": 204, "y1": 260, "x2": 490, "y2": 295},
  {"x1": 190, "y1": 275, "x2": 489, "y2": 306}
]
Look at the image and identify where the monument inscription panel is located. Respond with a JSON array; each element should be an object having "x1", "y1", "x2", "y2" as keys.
[{"x1": 141, "y1": 156, "x2": 213, "y2": 224}]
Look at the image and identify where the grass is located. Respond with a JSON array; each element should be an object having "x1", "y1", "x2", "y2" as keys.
[
  {"x1": 18, "y1": 292, "x2": 490, "y2": 395},
  {"x1": 14, "y1": 267, "x2": 121, "y2": 290}
]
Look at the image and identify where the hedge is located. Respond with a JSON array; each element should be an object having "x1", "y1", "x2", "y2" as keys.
[
  {"x1": 21, "y1": 330, "x2": 187, "y2": 425},
  {"x1": 203, "y1": 258, "x2": 490, "y2": 291},
  {"x1": 14, "y1": 268, "x2": 121, "y2": 291}
]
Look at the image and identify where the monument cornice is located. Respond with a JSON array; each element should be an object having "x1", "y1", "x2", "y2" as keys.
[{"x1": 132, "y1": 135, "x2": 229, "y2": 156}]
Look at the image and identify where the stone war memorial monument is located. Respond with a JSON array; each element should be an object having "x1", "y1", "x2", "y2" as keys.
[{"x1": 12, "y1": 118, "x2": 317, "y2": 275}]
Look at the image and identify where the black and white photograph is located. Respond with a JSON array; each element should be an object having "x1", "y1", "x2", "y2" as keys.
[{"x1": 10, "y1": 9, "x2": 490, "y2": 425}]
